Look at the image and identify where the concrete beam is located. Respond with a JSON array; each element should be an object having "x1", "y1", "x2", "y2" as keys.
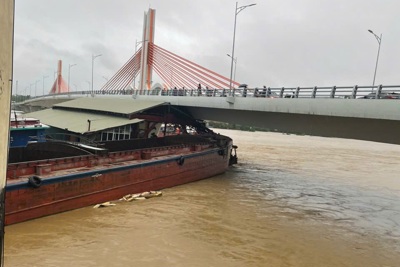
[{"x1": 18, "y1": 94, "x2": 400, "y2": 145}]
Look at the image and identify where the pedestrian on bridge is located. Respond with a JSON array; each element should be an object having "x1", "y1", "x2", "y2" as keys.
[
  {"x1": 206, "y1": 86, "x2": 212, "y2": 97},
  {"x1": 179, "y1": 87, "x2": 185, "y2": 96},
  {"x1": 262, "y1": 86, "x2": 267, "y2": 97},
  {"x1": 266, "y1": 86, "x2": 272, "y2": 97}
]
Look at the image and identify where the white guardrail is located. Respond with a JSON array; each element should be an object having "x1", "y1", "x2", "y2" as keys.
[{"x1": 29, "y1": 84, "x2": 400, "y2": 100}]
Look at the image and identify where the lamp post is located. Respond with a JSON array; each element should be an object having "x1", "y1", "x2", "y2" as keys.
[
  {"x1": 29, "y1": 83, "x2": 33, "y2": 97},
  {"x1": 91, "y1": 54, "x2": 102, "y2": 94},
  {"x1": 227, "y1": 54, "x2": 237, "y2": 84},
  {"x1": 42, "y1": 75, "x2": 48, "y2": 96},
  {"x1": 35, "y1": 80, "x2": 40, "y2": 97},
  {"x1": 68, "y1": 63, "x2": 77, "y2": 92},
  {"x1": 135, "y1": 39, "x2": 148, "y2": 52},
  {"x1": 229, "y1": 2, "x2": 256, "y2": 91},
  {"x1": 368, "y1": 29, "x2": 382, "y2": 92},
  {"x1": 133, "y1": 39, "x2": 148, "y2": 89}
]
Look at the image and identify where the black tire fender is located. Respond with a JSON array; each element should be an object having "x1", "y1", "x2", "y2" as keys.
[
  {"x1": 28, "y1": 176, "x2": 42, "y2": 188},
  {"x1": 177, "y1": 156, "x2": 185, "y2": 166}
]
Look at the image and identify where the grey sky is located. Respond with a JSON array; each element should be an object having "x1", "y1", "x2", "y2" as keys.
[{"x1": 13, "y1": 0, "x2": 400, "y2": 95}]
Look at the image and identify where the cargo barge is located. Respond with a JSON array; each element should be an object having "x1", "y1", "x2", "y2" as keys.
[{"x1": 5, "y1": 131, "x2": 237, "y2": 225}]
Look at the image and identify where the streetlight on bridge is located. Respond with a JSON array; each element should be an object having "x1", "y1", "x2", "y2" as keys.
[
  {"x1": 229, "y1": 2, "x2": 256, "y2": 91},
  {"x1": 35, "y1": 80, "x2": 40, "y2": 97},
  {"x1": 68, "y1": 63, "x2": 77, "y2": 92},
  {"x1": 227, "y1": 54, "x2": 237, "y2": 85},
  {"x1": 368, "y1": 29, "x2": 382, "y2": 93},
  {"x1": 29, "y1": 83, "x2": 33, "y2": 97},
  {"x1": 24, "y1": 86, "x2": 28, "y2": 99},
  {"x1": 42, "y1": 75, "x2": 48, "y2": 96},
  {"x1": 91, "y1": 54, "x2": 102, "y2": 94},
  {"x1": 135, "y1": 39, "x2": 149, "y2": 52}
]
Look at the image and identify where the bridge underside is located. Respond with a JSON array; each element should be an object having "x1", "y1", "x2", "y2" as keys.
[
  {"x1": 19, "y1": 96, "x2": 400, "y2": 145},
  {"x1": 187, "y1": 107, "x2": 400, "y2": 145}
]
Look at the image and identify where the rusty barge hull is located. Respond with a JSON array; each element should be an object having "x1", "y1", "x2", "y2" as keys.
[{"x1": 6, "y1": 137, "x2": 232, "y2": 225}]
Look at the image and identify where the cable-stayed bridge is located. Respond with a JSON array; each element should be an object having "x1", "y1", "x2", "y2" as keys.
[{"x1": 18, "y1": 8, "x2": 400, "y2": 145}]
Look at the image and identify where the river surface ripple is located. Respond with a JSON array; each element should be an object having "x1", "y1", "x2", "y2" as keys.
[{"x1": 5, "y1": 129, "x2": 400, "y2": 267}]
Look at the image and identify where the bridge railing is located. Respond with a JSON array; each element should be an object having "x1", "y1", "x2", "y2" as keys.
[
  {"x1": 272, "y1": 85, "x2": 390, "y2": 99},
  {"x1": 125, "y1": 85, "x2": 400, "y2": 99},
  {"x1": 26, "y1": 84, "x2": 400, "y2": 101}
]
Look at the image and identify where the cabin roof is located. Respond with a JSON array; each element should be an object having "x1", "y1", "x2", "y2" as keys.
[
  {"x1": 27, "y1": 109, "x2": 142, "y2": 134},
  {"x1": 26, "y1": 98, "x2": 167, "y2": 134},
  {"x1": 25, "y1": 109, "x2": 142, "y2": 134},
  {"x1": 52, "y1": 98, "x2": 166, "y2": 116},
  {"x1": 28, "y1": 97, "x2": 165, "y2": 134}
]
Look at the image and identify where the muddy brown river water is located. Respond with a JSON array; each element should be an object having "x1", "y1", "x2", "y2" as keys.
[{"x1": 4, "y1": 129, "x2": 400, "y2": 266}]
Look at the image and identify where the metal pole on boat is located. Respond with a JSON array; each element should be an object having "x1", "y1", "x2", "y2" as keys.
[{"x1": 0, "y1": 0, "x2": 15, "y2": 265}]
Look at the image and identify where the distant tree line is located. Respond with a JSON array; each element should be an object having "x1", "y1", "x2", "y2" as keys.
[
  {"x1": 207, "y1": 120, "x2": 305, "y2": 135},
  {"x1": 207, "y1": 121, "x2": 265, "y2": 132},
  {"x1": 12, "y1": 95, "x2": 31, "y2": 103}
]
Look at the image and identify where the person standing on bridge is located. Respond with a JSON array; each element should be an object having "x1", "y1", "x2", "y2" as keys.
[
  {"x1": 262, "y1": 86, "x2": 267, "y2": 97},
  {"x1": 206, "y1": 86, "x2": 211, "y2": 97},
  {"x1": 266, "y1": 86, "x2": 272, "y2": 97},
  {"x1": 198, "y1": 83, "x2": 202, "y2": 96}
]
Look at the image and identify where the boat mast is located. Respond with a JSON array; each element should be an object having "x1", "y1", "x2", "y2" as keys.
[{"x1": 0, "y1": 0, "x2": 15, "y2": 265}]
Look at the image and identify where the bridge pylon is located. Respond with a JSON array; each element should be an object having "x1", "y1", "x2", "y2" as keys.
[{"x1": 138, "y1": 8, "x2": 155, "y2": 93}]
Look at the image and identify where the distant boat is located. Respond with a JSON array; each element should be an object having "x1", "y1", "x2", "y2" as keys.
[{"x1": 9, "y1": 110, "x2": 48, "y2": 147}]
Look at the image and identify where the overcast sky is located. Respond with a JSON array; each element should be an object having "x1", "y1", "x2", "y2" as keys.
[{"x1": 13, "y1": 0, "x2": 400, "y2": 95}]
